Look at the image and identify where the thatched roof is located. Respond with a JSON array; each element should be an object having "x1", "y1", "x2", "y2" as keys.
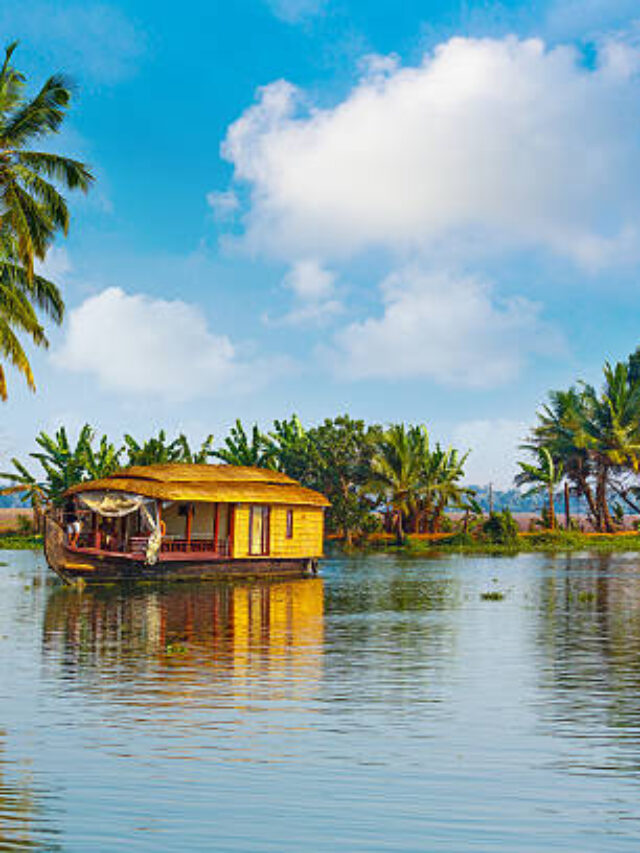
[{"x1": 64, "y1": 463, "x2": 330, "y2": 507}]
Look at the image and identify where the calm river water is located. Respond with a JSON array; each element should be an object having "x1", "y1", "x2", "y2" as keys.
[{"x1": 2, "y1": 549, "x2": 640, "y2": 851}]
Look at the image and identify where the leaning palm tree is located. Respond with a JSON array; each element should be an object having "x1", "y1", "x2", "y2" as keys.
[
  {"x1": 0, "y1": 42, "x2": 93, "y2": 397},
  {"x1": 0, "y1": 231, "x2": 63, "y2": 399},
  {"x1": 527, "y1": 387, "x2": 597, "y2": 525},
  {"x1": 577, "y1": 362, "x2": 640, "y2": 531},
  {"x1": 515, "y1": 446, "x2": 563, "y2": 529}
]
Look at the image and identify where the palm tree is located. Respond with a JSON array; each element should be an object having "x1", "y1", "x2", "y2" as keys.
[
  {"x1": 577, "y1": 362, "x2": 640, "y2": 531},
  {"x1": 528, "y1": 387, "x2": 597, "y2": 525},
  {"x1": 369, "y1": 424, "x2": 426, "y2": 543},
  {"x1": 0, "y1": 231, "x2": 64, "y2": 398},
  {"x1": 425, "y1": 446, "x2": 474, "y2": 532},
  {"x1": 0, "y1": 42, "x2": 93, "y2": 398},
  {"x1": 515, "y1": 446, "x2": 563, "y2": 529},
  {"x1": 0, "y1": 457, "x2": 46, "y2": 531},
  {"x1": 0, "y1": 43, "x2": 93, "y2": 274}
]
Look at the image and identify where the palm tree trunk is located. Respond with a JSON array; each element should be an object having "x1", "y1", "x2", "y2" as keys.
[
  {"x1": 395, "y1": 510, "x2": 405, "y2": 545},
  {"x1": 547, "y1": 482, "x2": 556, "y2": 529},
  {"x1": 577, "y1": 474, "x2": 599, "y2": 529},
  {"x1": 596, "y1": 466, "x2": 614, "y2": 532},
  {"x1": 564, "y1": 481, "x2": 571, "y2": 529}
]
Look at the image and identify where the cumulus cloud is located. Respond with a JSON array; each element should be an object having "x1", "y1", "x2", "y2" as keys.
[
  {"x1": 265, "y1": 259, "x2": 342, "y2": 326},
  {"x1": 53, "y1": 288, "x2": 273, "y2": 400},
  {"x1": 222, "y1": 35, "x2": 640, "y2": 268},
  {"x1": 332, "y1": 268, "x2": 560, "y2": 386}
]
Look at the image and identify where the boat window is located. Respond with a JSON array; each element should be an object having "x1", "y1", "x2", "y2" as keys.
[{"x1": 286, "y1": 509, "x2": 294, "y2": 539}]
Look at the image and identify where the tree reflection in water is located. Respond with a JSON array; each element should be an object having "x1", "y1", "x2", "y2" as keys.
[{"x1": 536, "y1": 553, "x2": 640, "y2": 767}]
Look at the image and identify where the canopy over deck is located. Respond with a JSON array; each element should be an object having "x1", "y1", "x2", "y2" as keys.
[{"x1": 64, "y1": 463, "x2": 330, "y2": 508}]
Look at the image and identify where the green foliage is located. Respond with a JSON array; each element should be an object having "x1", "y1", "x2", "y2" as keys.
[
  {"x1": 482, "y1": 509, "x2": 519, "y2": 545},
  {"x1": 521, "y1": 348, "x2": 640, "y2": 532},
  {"x1": 0, "y1": 43, "x2": 93, "y2": 399},
  {"x1": 0, "y1": 424, "x2": 121, "y2": 506},
  {"x1": 211, "y1": 420, "x2": 276, "y2": 468},
  {"x1": 123, "y1": 431, "x2": 214, "y2": 466}
]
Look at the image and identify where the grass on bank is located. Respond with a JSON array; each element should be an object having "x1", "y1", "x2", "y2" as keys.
[
  {"x1": 0, "y1": 533, "x2": 43, "y2": 550},
  {"x1": 368, "y1": 529, "x2": 640, "y2": 555}
]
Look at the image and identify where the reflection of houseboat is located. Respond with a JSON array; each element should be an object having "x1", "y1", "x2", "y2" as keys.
[{"x1": 44, "y1": 464, "x2": 329, "y2": 584}]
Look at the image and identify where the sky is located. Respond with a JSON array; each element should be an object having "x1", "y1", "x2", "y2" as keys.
[{"x1": 2, "y1": 0, "x2": 640, "y2": 486}]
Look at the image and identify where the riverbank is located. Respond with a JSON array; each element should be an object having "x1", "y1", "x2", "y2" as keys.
[
  {"x1": 3, "y1": 530, "x2": 640, "y2": 555},
  {"x1": 0, "y1": 534, "x2": 43, "y2": 550},
  {"x1": 361, "y1": 530, "x2": 640, "y2": 555}
]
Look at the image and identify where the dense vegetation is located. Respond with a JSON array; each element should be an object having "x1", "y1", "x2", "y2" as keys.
[
  {"x1": 0, "y1": 416, "x2": 472, "y2": 542},
  {"x1": 517, "y1": 346, "x2": 640, "y2": 532},
  {"x1": 0, "y1": 43, "x2": 92, "y2": 399}
]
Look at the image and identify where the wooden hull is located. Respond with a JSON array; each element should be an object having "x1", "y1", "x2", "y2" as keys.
[{"x1": 44, "y1": 516, "x2": 319, "y2": 585}]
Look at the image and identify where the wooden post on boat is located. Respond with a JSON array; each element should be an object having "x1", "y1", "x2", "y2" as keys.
[{"x1": 186, "y1": 504, "x2": 193, "y2": 545}]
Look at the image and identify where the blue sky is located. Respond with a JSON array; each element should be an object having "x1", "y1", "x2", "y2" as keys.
[{"x1": 2, "y1": 0, "x2": 640, "y2": 485}]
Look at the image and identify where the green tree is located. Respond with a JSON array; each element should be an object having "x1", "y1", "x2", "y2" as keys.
[
  {"x1": 123, "y1": 430, "x2": 214, "y2": 466},
  {"x1": 424, "y1": 446, "x2": 473, "y2": 533},
  {"x1": 212, "y1": 420, "x2": 276, "y2": 468},
  {"x1": 528, "y1": 387, "x2": 597, "y2": 524},
  {"x1": 0, "y1": 43, "x2": 92, "y2": 398},
  {"x1": 368, "y1": 424, "x2": 427, "y2": 543},
  {"x1": 0, "y1": 424, "x2": 118, "y2": 508},
  {"x1": 515, "y1": 446, "x2": 563, "y2": 529},
  {"x1": 578, "y1": 362, "x2": 640, "y2": 531},
  {"x1": 303, "y1": 415, "x2": 381, "y2": 543}
]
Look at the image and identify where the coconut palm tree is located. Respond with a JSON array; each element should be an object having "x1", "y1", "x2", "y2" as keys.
[
  {"x1": 577, "y1": 362, "x2": 640, "y2": 531},
  {"x1": 425, "y1": 446, "x2": 474, "y2": 532},
  {"x1": 515, "y1": 446, "x2": 563, "y2": 529},
  {"x1": 369, "y1": 424, "x2": 427, "y2": 543},
  {"x1": 0, "y1": 231, "x2": 63, "y2": 399},
  {"x1": 527, "y1": 387, "x2": 597, "y2": 525},
  {"x1": 0, "y1": 42, "x2": 93, "y2": 398}
]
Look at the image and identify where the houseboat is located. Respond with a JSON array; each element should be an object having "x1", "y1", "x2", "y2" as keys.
[{"x1": 44, "y1": 463, "x2": 330, "y2": 584}]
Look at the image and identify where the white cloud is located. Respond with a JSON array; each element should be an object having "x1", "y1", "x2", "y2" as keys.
[
  {"x1": 332, "y1": 268, "x2": 560, "y2": 387},
  {"x1": 266, "y1": 0, "x2": 326, "y2": 24},
  {"x1": 52, "y1": 288, "x2": 271, "y2": 400},
  {"x1": 265, "y1": 259, "x2": 343, "y2": 326},
  {"x1": 452, "y1": 418, "x2": 530, "y2": 488},
  {"x1": 222, "y1": 35, "x2": 640, "y2": 269},
  {"x1": 0, "y1": 3, "x2": 145, "y2": 83}
]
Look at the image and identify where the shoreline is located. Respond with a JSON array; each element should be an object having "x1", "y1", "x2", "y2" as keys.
[{"x1": 4, "y1": 531, "x2": 640, "y2": 556}]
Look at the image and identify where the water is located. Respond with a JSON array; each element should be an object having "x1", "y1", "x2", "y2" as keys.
[{"x1": 2, "y1": 549, "x2": 640, "y2": 851}]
